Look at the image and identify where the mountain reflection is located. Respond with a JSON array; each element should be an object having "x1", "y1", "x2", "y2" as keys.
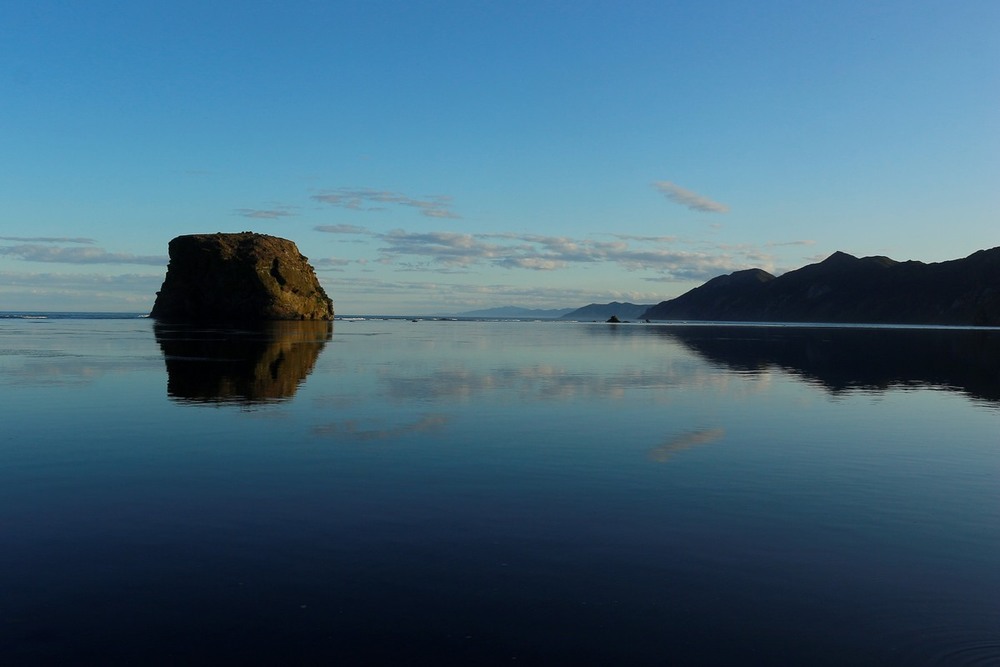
[
  {"x1": 655, "y1": 325, "x2": 1000, "y2": 404},
  {"x1": 154, "y1": 321, "x2": 332, "y2": 405}
]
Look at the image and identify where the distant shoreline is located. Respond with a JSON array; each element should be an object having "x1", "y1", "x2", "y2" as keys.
[{"x1": 3, "y1": 311, "x2": 998, "y2": 331}]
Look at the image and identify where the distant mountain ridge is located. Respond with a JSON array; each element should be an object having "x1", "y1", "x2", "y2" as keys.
[
  {"x1": 641, "y1": 247, "x2": 1000, "y2": 326},
  {"x1": 561, "y1": 302, "x2": 653, "y2": 321}
]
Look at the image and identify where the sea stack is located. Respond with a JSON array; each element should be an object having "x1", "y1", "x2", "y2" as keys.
[{"x1": 151, "y1": 232, "x2": 334, "y2": 321}]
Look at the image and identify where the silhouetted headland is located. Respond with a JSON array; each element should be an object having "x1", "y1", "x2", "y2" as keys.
[{"x1": 642, "y1": 247, "x2": 1000, "y2": 326}]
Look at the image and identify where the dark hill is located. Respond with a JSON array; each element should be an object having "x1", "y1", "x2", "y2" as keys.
[{"x1": 641, "y1": 247, "x2": 1000, "y2": 326}]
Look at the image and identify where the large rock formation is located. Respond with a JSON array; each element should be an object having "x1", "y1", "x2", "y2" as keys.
[
  {"x1": 641, "y1": 247, "x2": 1000, "y2": 326},
  {"x1": 151, "y1": 232, "x2": 334, "y2": 321}
]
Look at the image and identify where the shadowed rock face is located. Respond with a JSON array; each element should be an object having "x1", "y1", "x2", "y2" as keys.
[{"x1": 151, "y1": 232, "x2": 334, "y2": 321}]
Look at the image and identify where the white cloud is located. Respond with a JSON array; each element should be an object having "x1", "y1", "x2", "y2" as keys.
[
  {"x1": 0, "y1": 236, "x2": 95, "y2": 244},
  {"x1": 497, "y1": 257, "x2": 567, "y2": 271},
  {"x1": 652, "y1": 181, "x2": 729, "y2": 213},
  {"x1": 0, "y1": 271, "x2": 163, "y2": 288},
  {"x1": 0, "y1": 271, "x2": 164, "y2": 311},
  {"x1": 312, "y1": 187, "x2": 460, "y2": 219},
  {"x1": 314, "y1": 224, "x2": 374, "y2": 235},
  {"x1": 0, "y1": 244, "x2": 167, "y2": 265},
  {"x1": 378, "y1": 230, "x2": 505, "y2": 267},
  {"x1": 611, "y1": 233, "x2": 680, "y2": 243},
  {"x1": 316, "y1": 274, "x2": 668, "y2": 310},
  {"x1": 234, "y1": 207, "x2": 297, "y2": 219},
  {"x1": 372, "y1": 229, "x2": 755, "y2": 280},
  {"x1": 764, "y1": 239, "x2": 815, "y2": 247},
  {"x1": 313, "y1": 257, "x2": 354, "y2": 270}
]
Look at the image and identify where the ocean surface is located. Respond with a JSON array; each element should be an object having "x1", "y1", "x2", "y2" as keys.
[{"x1": 2, "y1": 313, "x2": 998, "y2": 665}]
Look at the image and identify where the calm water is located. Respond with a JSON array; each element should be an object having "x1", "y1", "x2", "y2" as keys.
[{"x1": 1, "y1": 315, "x2": 998, "y2": 665}]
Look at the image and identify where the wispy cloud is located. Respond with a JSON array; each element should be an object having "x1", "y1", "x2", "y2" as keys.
[
  {"x1": 314, "y1": 224, "x2": 374, "y2": 235},
  {"x1": 0, "y1": 271, "x2": 163, "y2": 288},
  {"x1": 312, "y1": 187, "x2": 460, "y2": 219},
  {"x1": 316, "y1": 274, "x2": 667, "y2": 311},
  {"x1": 379, "y1": 230, "x2": 507, "y2": 268},
  {"x1": 652, "y1": 181, "x2": 729, "y2": 213},
  {"x1": 764, "y1": 239, "x2": 815, "y2": 248},
  {"x1": 313, "y1": 257, "x2": 355, "y2": 270},
  {"x1": 611, "y1": 233, "x2": 680, "y2": 243},
  {"x1": 0, "y1": 244, "x2": 166, "y2": 265},
  {"x1": 234, "y1": 206, "x2": 297, "y2": 219},
  {"x1": 0, "y1": 271, "x2": 165, "y2": 310},
  {"x1": 313, "y1": 216, "x2": 809, "y2": 284},
  {"x1": 371, "y1": 229, "x2": 752, "y2": 280},
  {"x1": 0, "y1": 236, "x2": 95, "y2": 244}
]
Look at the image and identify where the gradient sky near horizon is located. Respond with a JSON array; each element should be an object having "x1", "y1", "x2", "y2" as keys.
[{"x1": 2, "y1": 1, "x2": 997, "y2": 314}]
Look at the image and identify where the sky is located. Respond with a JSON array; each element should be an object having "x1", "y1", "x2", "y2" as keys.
[{"x1": 1, "y1": 1, "x2": 997, "y2": 315}]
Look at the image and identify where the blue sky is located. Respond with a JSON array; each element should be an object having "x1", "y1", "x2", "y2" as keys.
[{"x1": 2, "y1": 1, "x2": 997, "y2": 314}]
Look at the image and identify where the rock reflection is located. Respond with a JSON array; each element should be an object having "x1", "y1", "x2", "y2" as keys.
[
  {"x1": 154, "y1": 321, "x2": 332, "y2": 405},
  {"x1": 649, "y1": 428, "x2": 726, "y2": 463}
]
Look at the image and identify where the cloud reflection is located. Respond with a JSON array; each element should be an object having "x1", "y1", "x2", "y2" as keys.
[
  {"x1": 312, "y1": 414, "x2": 449, "y2": 442},
  {"x1": 0, "y1": 356, "x2": 159, "y2": 387},
  {"x1": 375, "y1": 363, "x2": 686, "y2": 403},
  {"x1": 648, "y1": 428, "x2": 726, "y2": 463}
]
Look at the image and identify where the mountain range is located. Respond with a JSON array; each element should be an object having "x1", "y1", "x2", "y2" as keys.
[{"x1": 641, "y1": 247, "x2": 1000, "y2": 326}]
